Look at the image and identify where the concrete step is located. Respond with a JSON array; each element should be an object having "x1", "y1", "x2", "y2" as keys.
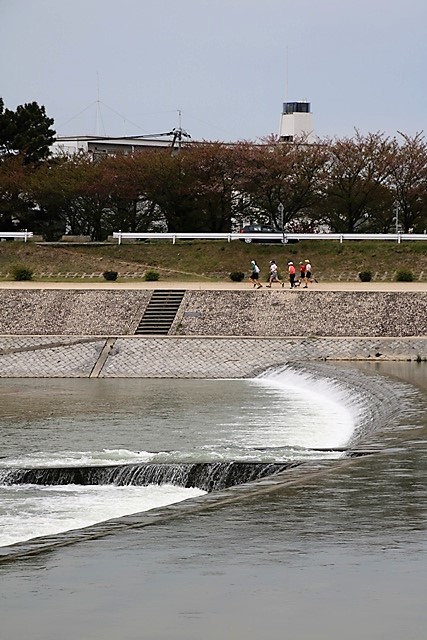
[{"x1": 135, "y1": 289, "x2": 185, "y2": 335}]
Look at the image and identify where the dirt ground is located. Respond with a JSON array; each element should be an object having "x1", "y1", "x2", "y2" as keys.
[{"x1": 0, "y1": 281, "x2": 426, "y2": 292}]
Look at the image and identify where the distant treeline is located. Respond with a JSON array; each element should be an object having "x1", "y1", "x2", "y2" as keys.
[{"x1": 1, "y1": 100, "x2": 426, "y2": 240}]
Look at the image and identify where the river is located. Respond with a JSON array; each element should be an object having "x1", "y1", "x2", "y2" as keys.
[{"x1": 0, "y1": 361, "x2": 426, "y2": 639}]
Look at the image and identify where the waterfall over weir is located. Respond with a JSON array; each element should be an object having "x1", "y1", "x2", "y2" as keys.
[
  {"x1": 0, "y1": 366, "x2": 406, "y2": 551},
  {"x1": 0, "y1": 462, "x2": 303, "y2": 492}
]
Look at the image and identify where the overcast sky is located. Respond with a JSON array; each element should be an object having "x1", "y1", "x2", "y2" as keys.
[{"x1": 1, "y1": 0, "x2": 425, "y2": 142}]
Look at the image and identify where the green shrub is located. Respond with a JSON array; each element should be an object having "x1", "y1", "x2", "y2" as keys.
[
  {"x1": 358, "y1": 270, "x2": 372, "y2": 282},
  {"x1": 11, "y1": 264, "x2": 33, "y2": 281},
  {"x1": 144, "y1": 270, "x2": 160, "y2": 281},
  {"x1": 229, "y1": 271, "x2": 245, "y2": 282},
  {"x1": 395, "y1": 269, "x2": 414, "y2": 282},
  {"x1": 102, "y1": 270, "x2": 118, "y2": 281}
]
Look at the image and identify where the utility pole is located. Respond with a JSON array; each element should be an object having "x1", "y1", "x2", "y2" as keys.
[{"x1": 278, "y1": 202, "x2": 285, "y2": 244}]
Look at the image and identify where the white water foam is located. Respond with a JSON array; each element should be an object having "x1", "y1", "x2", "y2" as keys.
[
  {"x1": 0, "y1": 448, "x2": 155, "y2": 469},
  {"x1": 250, "y1": 365, "x2": 367, "y2": 449},
  {"x1": 134, "y1": 365, "x2": 369, "y2": 463},
  {"x1": 0, "y1": 483, "x2": 205, "y2": 547}
]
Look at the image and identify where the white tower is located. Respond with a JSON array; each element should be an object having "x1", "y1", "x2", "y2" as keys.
[{"x1": 279, "y1": 101, "x2": 314, "y2": 142}]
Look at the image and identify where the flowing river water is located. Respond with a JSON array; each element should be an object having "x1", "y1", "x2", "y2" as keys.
[{"x1": 0, "y1": 361, "x2": 426, "y2": 640}]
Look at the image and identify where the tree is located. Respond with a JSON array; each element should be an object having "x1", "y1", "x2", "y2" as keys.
[
  {"x1": 240, "y1": 136, "x2": 328, "y2": 230},
  {"x1": 140, "y1": 149, "x2": 201, "y2": 232},
  {"x1": 186, "y1": 141, "x2": 249, "y2": 232},
  {"x1": 0, "y1": 98, "x2": 55, "y2": 164},
  {"x1": 389, "y1": 133, "x2": 427, "y2": 232},
  {"x1": 100, "y1": 153, "x2": 162, "y2": 233},
  {"x1": 24, "y1": 154, "x2": 111, "y2": 241},
  {"x1": 318, "y1": 132, "x2": 395, "y2": 232},
  {"x1": 65, "y1": 155, "x2": 112, "y2": 241},
  {"x1": 23, "y1": 156, "x2": 75, "y2": 240},
  {"x1": 0, "y1": 156, "x2": 32, "y2": 231}
]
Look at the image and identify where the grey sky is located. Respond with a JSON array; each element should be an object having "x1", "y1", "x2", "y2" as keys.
[{"x1": 1, "y1": 0, "x2": 425, "y2": 141}]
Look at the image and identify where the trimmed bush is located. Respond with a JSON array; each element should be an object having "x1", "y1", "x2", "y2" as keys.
[
  {"x1": 395, "y1": 269, "x2": 414, "y2": 282},
  {"x1": 102, "y1": 270, "x2": 118, "y2": 281},
  {"x1": 144, "y1": 270, "x2": 160, "y2": 281},
  {"x1": 229, "y1": 271, "x2": 245, "y2": 282},
  {"x1": 11, "y1": 264, "x2": 33, "y2": 281},
  {"x1": 358, "y1": 270, "x2": 372, "y2": 282}
]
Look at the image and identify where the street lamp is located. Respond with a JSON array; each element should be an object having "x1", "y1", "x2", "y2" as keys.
[
  {"x1": 394, "y1": 202, "x2": 400, "y2": 234},
  {"x1": 392, "y1": 202, "x2": 401, "y2": 242},
  {"x1": 278, "y1": 202, "x2": 285, "y2": 244}
]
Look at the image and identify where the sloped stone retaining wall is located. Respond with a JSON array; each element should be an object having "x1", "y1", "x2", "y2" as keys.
[
  {"x1": 0, "y1": 290, "x2": 151, "y2": 335},
  {"x1": 1, "y1": 290, "x2": 426, "y2": 337},
  {"x1": 0, "y1": 336, "x2": 426, "y2": 378},
  {"x1": 0, "y1": 289, "x2": 426, "y2": 377},
  {"x1": 174, "y1": 291, "x2": 427, "y2": 337}
]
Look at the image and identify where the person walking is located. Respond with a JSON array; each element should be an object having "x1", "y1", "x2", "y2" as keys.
[
  {"x1": 298, "y1": 261, "x2": 306, "y2": 286},
  {"x1": 266, "y1": 260, "x2": 284, "y2": 288},
  {"x1": 288, "y1": 261, "x2": 296, "y2": 288},
  {"x1": 249, "y1": 260, "x2": 263, "y2": 289},
  {"x1": 303, "y1": 259, "x2": 312, "y2": 287}
]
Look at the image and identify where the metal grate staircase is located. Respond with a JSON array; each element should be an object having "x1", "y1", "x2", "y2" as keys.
[{"x1": 135, "y1": 290, "x2": 185, "y2": 335}]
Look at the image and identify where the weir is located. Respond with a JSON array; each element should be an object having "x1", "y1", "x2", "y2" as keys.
[
  {"x1": 0, "y1": 461, "x2": 303, "y2": 492},
  {"x1": 0, "y1": 454, "x2": 373, "y2": 492},
  {"x1": 0, "y1": 361, "x2": 401, "y2": 555}
]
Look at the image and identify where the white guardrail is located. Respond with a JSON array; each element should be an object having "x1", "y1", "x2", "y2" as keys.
[
  {"x1": 113, "y1": 231, "x2": 427, "y2": 245},
  {"x1": 0, "y1": 231, "x2": 33, "y2": 242}
]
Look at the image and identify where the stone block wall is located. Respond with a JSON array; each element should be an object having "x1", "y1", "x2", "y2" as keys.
[
  {"x1": 0, "y1": 290, "x2": 151, "y2": 335},
  {"x1": 0, "y1": 289, "x2": 426, "y2": 338},
  {"x1": 173, "y1": 291, "x2": 427, "y2": 337},
  {"x1": 1, "y1": 336, "x2": 426, "y2": 378}
]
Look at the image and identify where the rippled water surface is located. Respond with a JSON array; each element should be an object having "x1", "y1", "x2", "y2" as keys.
[
  {"x1": 1, "y1": 364, "x2": 387, "y2": 546},
  {"x1": 0, "y1": 362, "x2": 426, "y2": 640}
]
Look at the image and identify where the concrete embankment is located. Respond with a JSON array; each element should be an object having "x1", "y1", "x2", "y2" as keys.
[
  {"x1": 173, "y1": 290, "x2": 427, "y2": 337},
  {"x1": 0, "y1": 287, "x2": 426, "y2": 377},
  {"x1": 1, "y1": 289, "x2": 426, "y2": 337}
]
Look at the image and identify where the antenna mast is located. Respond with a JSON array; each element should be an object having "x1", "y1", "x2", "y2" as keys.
[
  {"x1": 95, "y1": 73, "x2": 106, "y2": 136},
  {"x1": 285, "y1": 46, "x2": 289, "y2": 101},
  {"x1": 171, "y1": 109, "x2": 191, "y2": 153}
]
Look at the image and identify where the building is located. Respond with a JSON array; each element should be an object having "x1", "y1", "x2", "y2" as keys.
[
  {"x1": 279, "y1": 101, "x2": 314, "y2": 143},
  {"x1": 51, "y1": 101, "x2": 315, "y2": 157},
  {"x1": 51, "y1": 130, "x2": 191, "y2": 157}
]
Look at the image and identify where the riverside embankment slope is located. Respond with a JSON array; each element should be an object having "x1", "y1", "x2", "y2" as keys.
[{"x1": 0, "y1": 281, "x2": 426, "y2": 377}]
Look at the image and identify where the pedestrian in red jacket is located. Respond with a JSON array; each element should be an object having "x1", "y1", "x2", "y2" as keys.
[{"x1": 298, "y1": 261, "x2": 306, "y2": 286}]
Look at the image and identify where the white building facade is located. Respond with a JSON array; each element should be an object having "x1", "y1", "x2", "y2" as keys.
[{"x1": 279, "y1": 101, "x2": 314, "y2": 142}]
